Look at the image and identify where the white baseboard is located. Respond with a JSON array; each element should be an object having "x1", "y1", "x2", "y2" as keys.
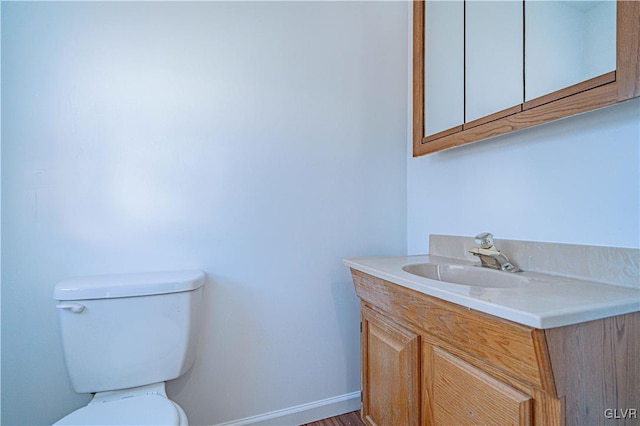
[{"x1": 213, "y1": 391, "x2": 361, "y2": 426}]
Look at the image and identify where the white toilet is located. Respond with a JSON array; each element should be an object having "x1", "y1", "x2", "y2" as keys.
[{"x1": 52, "y1": 270, "x2": 205, "y2": 426}]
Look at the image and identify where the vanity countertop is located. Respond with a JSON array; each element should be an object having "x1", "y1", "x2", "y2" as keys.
[{"x1": 344, "y1": 254, "x2": 640, "y2": 329}]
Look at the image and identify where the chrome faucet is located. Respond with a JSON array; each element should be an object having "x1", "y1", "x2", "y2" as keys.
[{"x1": 469, "y1": 232, "x2": 520, "y2": 272}]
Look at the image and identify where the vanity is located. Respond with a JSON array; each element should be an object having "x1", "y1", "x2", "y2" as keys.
[{"x1": 345, "y1": 235, "x2": 640, "y2": 426}]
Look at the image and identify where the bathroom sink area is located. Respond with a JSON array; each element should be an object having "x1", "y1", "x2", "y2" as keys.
[
  {"x1": 401, "y1": 262, "x2": 530, "y2": 288},
  {"x1": 348, "y1": 235, "x2": 640, "y2": 426},
  {"x1": 344, "y1": 234, "x2": 640, "y2": 329}
]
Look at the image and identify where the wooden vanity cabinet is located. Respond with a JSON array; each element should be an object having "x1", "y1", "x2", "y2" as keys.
[{"x1": 351, "y1": 269, "x2": 639, "y2": 426}]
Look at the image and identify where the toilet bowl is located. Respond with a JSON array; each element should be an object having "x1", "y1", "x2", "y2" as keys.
[
  {"x1": 53, "y1": 383, "x2": 188, "y2": 426},
  {"x1": 52, "y1": 270, "x2": 205, "y2": 426}
]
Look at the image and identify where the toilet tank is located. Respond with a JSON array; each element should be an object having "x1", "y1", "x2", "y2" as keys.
[{"x1": 53, "y1": 270, "x2": 205, "y2": 394}]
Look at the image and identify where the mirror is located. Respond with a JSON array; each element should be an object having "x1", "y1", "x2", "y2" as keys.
[
  {"x1": 424, "y1": 0, "x2": 464, "y2": 137},
  {"x1": 414, "y1": 0, "x2": 638, "y2": 156},
  {"x1": 525, "y1": 1, "x2": 616, "y2": 101},
  {"x1": 466, "y1": 0, "x2": 523, "y2": 122}
]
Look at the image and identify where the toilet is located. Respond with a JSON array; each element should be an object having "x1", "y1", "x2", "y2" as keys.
[{"x1": 52, "y1": 270, "x2": 205, "y2": 426}]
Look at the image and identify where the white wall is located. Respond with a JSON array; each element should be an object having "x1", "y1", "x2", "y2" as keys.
[
  {"x1": 408, "y1": 97, "x2": 640, "y2": 252},
  {"x1": 1, "y1": 2, "x2": 408, "y2": 425}
]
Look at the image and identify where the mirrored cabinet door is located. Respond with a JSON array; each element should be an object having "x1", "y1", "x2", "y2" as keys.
[
  {"x1": 525, "y1": 1, "x2": 616, "y2": 102},
  {"x1": 424, "y1": 0, "x2": 464, "y2": 138},
  {"x1": 465, "y1": 0, "x2": 523, "y2": 123}
]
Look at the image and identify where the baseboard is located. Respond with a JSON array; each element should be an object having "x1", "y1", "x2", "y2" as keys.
[{"x1": 213, "y1": 391, "x2": 361, "y2": 426}]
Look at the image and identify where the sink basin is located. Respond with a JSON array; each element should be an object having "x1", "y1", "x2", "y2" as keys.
[{"x1": 402, "y1": 263, "x2": 530, "y2": 288}]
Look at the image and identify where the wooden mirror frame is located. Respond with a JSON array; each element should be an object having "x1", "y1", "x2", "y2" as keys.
[{"x1": 413, "y1": 0, "x2": 640, "y2": 157}]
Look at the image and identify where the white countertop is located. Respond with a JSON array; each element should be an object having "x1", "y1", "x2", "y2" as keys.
[{"x1": 344, "y1": 254, "x2": 640, "y2": 329}]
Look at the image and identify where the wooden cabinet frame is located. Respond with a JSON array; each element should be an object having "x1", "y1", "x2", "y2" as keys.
[
  {"x1": 351, "y1": 268, "x2": 639, "y2": 426},
  {"x1": 413, "y1": 0, "x2": 640, "y2": 156}
]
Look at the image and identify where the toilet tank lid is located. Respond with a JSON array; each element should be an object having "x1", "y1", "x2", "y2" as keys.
[{"x1": 53, "y1": 270, "x2": 205, "y2": 301}]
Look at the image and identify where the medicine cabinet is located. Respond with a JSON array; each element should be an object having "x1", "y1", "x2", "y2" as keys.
[{"x1": 413, "y1": 0, "x2": 640, "y2": 156}]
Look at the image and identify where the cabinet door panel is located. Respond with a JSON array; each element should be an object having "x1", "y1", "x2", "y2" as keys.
[
  {"x1": 525, "y1": 1, "x2": 616, "y2": 101},
  {"x1": 362, "y1": 307, "x2": 420, "y2": 426},
  {"x1": 465, "y1": 0, "x2": 523, "y2": 122},
  {"x1": 424, "y1": 0, "x2": 464, "y2": 137},
  {"x1": 433, "y1": 347, "x2": 532, "y2": 426}
]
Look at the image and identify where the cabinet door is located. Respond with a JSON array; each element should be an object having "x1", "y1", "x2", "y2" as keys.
[
  {"x1": 424, "y1": 0, "x2": 464, "y2": 138},
  {"x1": 361, "y1": 307, "x2": 420, "y2": 426},
  {"x1": 465, "y1": 0, "x2": 523, "y2": 123},
  {"x1": 432, "y1": 347, "x2": 532, "y2": 426},
  {"x1": 525, "y1": 1, "x2": 616, "y2": 102}
]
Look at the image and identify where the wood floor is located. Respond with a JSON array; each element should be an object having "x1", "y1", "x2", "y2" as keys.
[{"x1": 301, "y1": 410, "x2": 365, "y2": 426}]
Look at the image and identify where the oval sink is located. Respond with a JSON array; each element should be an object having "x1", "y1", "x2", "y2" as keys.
[{"x1": 402, "y1": 263, "x2": 530, "y2": 288}]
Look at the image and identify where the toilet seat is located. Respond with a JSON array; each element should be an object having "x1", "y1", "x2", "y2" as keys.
[{"x1": 53, "y1": 394, "x2": 185, "y2": 426}]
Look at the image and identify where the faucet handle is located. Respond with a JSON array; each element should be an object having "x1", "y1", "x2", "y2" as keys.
[{"x1": 475, "y1": 232, "x2": 494, "y2": 249}]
